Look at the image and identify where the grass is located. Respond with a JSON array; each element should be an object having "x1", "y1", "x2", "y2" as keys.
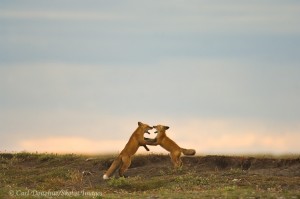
[{"x1": 0, "y1": 152, "x2": 299, "y2": 198}]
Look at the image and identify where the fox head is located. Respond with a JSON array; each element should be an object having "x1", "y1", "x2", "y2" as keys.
[
  {"x1": 153, "y1": 125, "x2": 169, "y2": 134},
  {"x1": 138, "y1": 121, "x2": 153, "y2": 134}
]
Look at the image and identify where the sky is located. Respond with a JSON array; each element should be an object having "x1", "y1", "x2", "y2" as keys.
[{"x1": 0, "y1": 0, "x2": 300, "y2": 154}]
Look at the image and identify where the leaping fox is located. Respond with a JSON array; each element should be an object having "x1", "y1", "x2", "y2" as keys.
[
  {"x1": 103, "y1": 122, "x2": 155, "y2": 179},
  {"x1": 146, "y1": 125, "x2": 196, "y2": 168}
]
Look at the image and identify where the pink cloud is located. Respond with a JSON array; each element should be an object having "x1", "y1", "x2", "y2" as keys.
[{"x1": 18, "y1": 120, "x2": 300, "y2": 155}]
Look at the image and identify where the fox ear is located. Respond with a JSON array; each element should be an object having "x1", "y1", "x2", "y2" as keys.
[
  {"x1": 138, "y1": 122, "x2": 142, "y2": 126},
  {"x1": 165, "y1": 126, "x2": 170, "y2": 130}
]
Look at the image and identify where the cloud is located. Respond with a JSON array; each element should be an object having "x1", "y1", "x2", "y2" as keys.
[
  {"x1": 19, "y1": 137, "x2": 127, "y2": 154},
  {"x1": 1, "y1": 1, "x2": 299, "y2": 34},
  {"x1": 194, "y1": 132, "x2": 300, "y2": 154},
  {"x1": 0, "y1": 10, "x2": 130, "y2": 21},
  {"x1": 17, "y1": 118, "x2": 300, "y2": 154},
  {"x1": 1, "y1": 1, "x2": 300, "y2": 155},
  {"x1": 167, "y1": 118, "x2": 300, "y2": 154},
  {"x1": 1, "y1": 61, "x2": 299, "y2": 127}
]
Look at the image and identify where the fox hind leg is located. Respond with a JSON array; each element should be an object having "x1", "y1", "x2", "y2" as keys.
[
  {"x1": 177, "y1": 151, "x2": 183, "y2": 168},
  {"x1": 177, "y1": 157, "x2": 183, "y2": 168},
  {"x1": 119, "y1": 156, "x2": 131, "y2": 177},
  {"x1": 171, "y1": 151, "x2": 182, "y2": 169},
  {"x1": 170, "y1": 152, "x2": 178, "y2": 168}
]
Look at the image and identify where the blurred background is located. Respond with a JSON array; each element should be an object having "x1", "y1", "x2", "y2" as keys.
[{"x1": 1, "y1": 0, "x2": 299, "y2": 154}]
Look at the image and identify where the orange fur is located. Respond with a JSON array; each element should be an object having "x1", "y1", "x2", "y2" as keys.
[
  {"x1": 103, "y1": 122, "x2": 154, "y2": 179},
  {"x1": 148, "y1": 125, "x2": 196, "y2": 168}
]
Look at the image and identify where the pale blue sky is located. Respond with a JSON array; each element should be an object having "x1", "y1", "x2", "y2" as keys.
[{"x1": 1, "y1": 1, "x2": 300, "y2": 154}]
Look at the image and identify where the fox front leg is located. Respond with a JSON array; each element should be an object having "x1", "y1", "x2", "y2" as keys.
[
  {"x1": 142, "y1": 131, "x2": 152, "y2": 151},
  {"x1": 144, "y1": 137, "x2": 158, "y2": 146},
  {"x1": 143, "y1": 145, "x2": 150, "y2": 151}
]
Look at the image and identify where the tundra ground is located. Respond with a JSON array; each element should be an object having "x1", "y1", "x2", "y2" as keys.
[{"x1": 0, "y1": 153, "x2": 299, "y2": 198}]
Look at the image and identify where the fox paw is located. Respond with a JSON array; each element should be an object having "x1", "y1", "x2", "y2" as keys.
[{"x1": 144, "y1": 137, "x2": 157, "y2": 142}]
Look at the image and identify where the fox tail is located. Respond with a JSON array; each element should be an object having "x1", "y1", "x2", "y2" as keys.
[
  {"x1": 181, "y1": 148, "x2": 196, "y2": 156},
  {"x1": 103, "y1": 155, "x2": 122, "y2": 180}
]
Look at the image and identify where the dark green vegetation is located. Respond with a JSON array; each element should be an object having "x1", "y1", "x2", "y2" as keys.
[{"x1": 1, "y1": 153, "x2": 299, "y2": 198}]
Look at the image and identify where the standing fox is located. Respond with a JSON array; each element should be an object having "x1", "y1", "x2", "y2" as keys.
[
  {"x1": 103, "y1": 122, "x2": 154, "y2": 179},
  {"x1": 147, "y1": 125, "x2": 196, "y2": 168}
]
